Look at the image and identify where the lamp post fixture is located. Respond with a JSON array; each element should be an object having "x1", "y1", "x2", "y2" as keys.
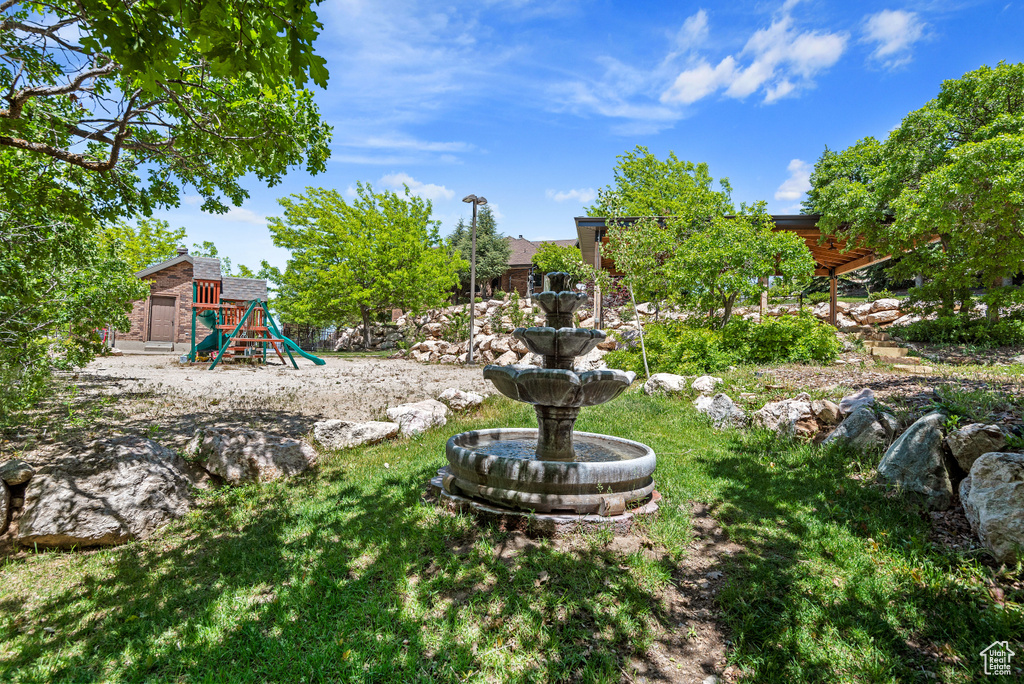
[{"x1": 462, "y1": 194, "x2": 487, "y2": 364}]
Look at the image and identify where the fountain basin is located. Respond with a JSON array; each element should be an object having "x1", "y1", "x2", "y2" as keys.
[
  {"x1": 484, "y1": 365, "x2": 635, "y2": 407},
  {"x1": 444, "y1": 428, "x2": 656, "y2": 514}
]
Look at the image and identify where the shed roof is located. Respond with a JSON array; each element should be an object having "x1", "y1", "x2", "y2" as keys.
[
  {"x1": 133, "y1": 252, "x2": 269, "y2": 301},
  {"x1": 135, "y1": 253, "x2": 191, "y2": 278}
]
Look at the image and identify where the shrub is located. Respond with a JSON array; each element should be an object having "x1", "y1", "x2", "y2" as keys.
[
  {"x1": 441, "y1": 309, "x2": 470, "y2": 343},
  {"x1": 867, "y1": 288, "x2": 895, "y2": 302},
  {"x1": 508, "y1": 292, "x2": 527, "y2": 329},
  {"x1": 891, "y1": 316, "x2": 1024, "y2": 347},
  {"x1": 605, "y1": 313, "x2": 841, "y2": 374},
  {"x1": 806, "y1": 291, "x2": 830, "y2": 305}
]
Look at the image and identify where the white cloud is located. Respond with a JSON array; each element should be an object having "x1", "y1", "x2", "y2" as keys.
[
  {"x1": 862, "y1": 10, "x2": 925, "y2": 69},
  {"x1": 775, "y1": 158, "x2": 812, "y2": 202},
  {"x1": 662, "y1": 57, "x2": 738, "y2": 105},
  {"x1": 662, "y1": 5, "x2": 847, "y2": 106},
  {"x1": 222, "y1": 207, "x2": 268, "y2": 226},
  {"x1": 546, "y1": 188, "x2": 597, "y2": 203},
  {"x1": 351, "y1": 136, "x2": 475, "y2": 153},
  {"x1": 676, "y1": 9, "x2": 709, "y2": 49},
  {"x1": 380, "y1": 172, "x2": 455, "y2": 201},
  {"x1": 317, "y1": 2, "x2": 517, "y2": 128}
]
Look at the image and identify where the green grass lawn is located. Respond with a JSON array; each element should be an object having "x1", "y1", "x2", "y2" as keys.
[{"x1": 1, "y1": 390, "x2": 1021, "y2": 683}]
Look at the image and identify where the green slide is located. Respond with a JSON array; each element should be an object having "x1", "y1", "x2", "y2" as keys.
[
  {"x1": 262, "y1": 306, "x2": 326, "y2": 366},
  {"x1": 194, "y1": 309, "x2": 221, "y2": 354}
]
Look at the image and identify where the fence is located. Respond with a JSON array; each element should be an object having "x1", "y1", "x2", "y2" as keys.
[{"x1": 281, "y1": 325, "x2": 339, "y2": 352}]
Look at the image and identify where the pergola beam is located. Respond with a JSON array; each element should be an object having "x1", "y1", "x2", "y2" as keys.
[{"x1": 834, "y1": 252, "x2": 892, "y2": 275}]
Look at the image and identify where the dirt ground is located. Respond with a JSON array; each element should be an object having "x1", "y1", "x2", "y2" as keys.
[{"x1": 3, "y1": 353, "x2": 495, "y2": 456}]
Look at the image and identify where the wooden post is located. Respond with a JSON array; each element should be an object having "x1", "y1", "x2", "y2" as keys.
[
  {"x1": 759, "y1": 276, "x2": 769, "y2": 321},
  {"x1": 829, "y1": 268, "x2": 838, "y2": 327},
  {"x1": 593, "y1": 228, "x2": 602, "y2": 329}
]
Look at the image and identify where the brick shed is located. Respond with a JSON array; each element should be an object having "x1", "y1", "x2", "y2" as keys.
[{"x1": 117, "y1": 248, "x2": 267, "y2": 352}]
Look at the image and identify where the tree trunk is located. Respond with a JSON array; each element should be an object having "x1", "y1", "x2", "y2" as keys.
[
  {"x1": 959, "y1": 292, "x2": 974, "y2": 322},
  {"x1": 360, "y1": 305, "x2": 372, "y2": 349},
  {"x1": 721, "y1": 293, "x2": 737, "y2": 328}
]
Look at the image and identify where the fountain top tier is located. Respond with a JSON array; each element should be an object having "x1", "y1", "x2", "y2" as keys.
[{"x1": 482, "y1": 272, "x2": 636, "y2": 461}]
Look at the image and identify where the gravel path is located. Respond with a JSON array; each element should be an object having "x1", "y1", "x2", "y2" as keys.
[
  {"x1": 84, "y1": 353, "x2": 494, "y2": 422},
  {"x1": 7, "y1": 354, "x2": 497, "y2": 455}
]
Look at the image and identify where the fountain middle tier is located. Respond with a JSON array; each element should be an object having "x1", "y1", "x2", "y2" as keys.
[
  {"x1": 512, "y1": 327, "x2": 604, "y2": 369},
  {"x1": 483, "y1": 365, "x2": 635, "y2": 408}
]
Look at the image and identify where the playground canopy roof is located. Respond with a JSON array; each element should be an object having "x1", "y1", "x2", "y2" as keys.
[{"x1": 573, "y1": 214, "x2": 890, "y2": 278}]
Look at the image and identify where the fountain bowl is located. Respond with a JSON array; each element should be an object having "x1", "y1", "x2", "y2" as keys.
[{"x1": 443, "y1": 428, "x2": 656, "y2": 514}]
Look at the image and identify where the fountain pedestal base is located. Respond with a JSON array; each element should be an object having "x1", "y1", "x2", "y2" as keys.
[{"x1": 428, "y1": 467, "x2": 660, "y2": 536}]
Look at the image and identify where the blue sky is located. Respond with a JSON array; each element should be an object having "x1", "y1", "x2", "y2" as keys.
[{"x1": 153, "y1": 0, "x2": 1024, "y2": 272}]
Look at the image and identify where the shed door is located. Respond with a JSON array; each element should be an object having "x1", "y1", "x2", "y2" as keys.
[{"x1": 148, "y1": 296, "x2": 176, "y2": 341}]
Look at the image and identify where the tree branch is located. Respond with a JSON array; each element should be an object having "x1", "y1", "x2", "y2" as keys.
[{"x1": 2, "y1": 59, "x2": 119, "y2": 118}]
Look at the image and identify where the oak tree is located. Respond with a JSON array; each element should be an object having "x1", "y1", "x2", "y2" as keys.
[
  {"x1": 807, "y1": 62, "x2": 1024, "y2": 318},
  {"x1": 269, "y1": 184, "x2": 466, "y2": 348}
]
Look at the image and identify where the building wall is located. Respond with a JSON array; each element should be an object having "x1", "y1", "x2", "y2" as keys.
[
  {"x1": 122, "y1": 262, "x2": 194, "y2": 344},
  {"x1": 499, "y1": 266, "x2": 533, "y2": 296}
]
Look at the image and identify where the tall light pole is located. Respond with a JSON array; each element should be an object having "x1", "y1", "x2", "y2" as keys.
[{"x1": 462, "y1": 194, "x2": 487, "y2": 364}]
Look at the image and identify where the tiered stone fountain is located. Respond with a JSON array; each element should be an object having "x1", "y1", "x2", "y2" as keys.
[{"x1": 431, "y1": 273, "x2": 658, "y2": 525}]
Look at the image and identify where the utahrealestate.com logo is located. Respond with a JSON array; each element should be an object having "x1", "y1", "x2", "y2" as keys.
[{"x1": 980, "y1": 641, "x2": 1015, "y2": 676}]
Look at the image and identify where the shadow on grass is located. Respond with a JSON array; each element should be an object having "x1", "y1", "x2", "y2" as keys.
[
  {"x1": 705, "y1": 429, "x2": 1021, "y2": 683},
  {"x1": 0, "y1": 453, "x2": 702, "y2": 683}
]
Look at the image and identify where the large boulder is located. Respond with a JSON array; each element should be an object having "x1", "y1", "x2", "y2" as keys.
[
  {"x1": 386, "y1": 399, "x2": 448, "y2": 437},
  {"x1": 752, "y1": 394, "x2": 816, "y2": 437},
  {"x1": 946, "y1": 424, "x2": 1007, "y2": 472},
  {"x1": 869, "y1": 298, "x2": 902, "y2": 313},
  {"x1": 960, "y1": 452, "x2": 1024, "y2": 564},
  {"x1": 493, "y1": 350, "x2": 519, "y2": 366},
  {"x1": 864, "y1": 309, "x2": 902, "y2": 325},
  {"x1": 313, "y1": 420, "x2": 400, "y2": 450},
  {"x1": 0, "y1": 459, "x2": 34, "y2": 485},
  {"x1": 691, "y1": 375, "x2": 723, "y2": 394},
  {"x1": 694, "y1": 393, "x2": 746, "y2": 428},
  {"x1": 437, "y1": 388, "x2": 484, "y2": 412},
  {"x1": 877, "y1": 412, "x2": 955, "y2": 510},
  {"x1": 811, "y1": 399, "x2": 841, "y2": 425},
  {"x1": 849, "y1": 302, "x2": 874, "y2": 322},
  {"x1": 643, "y1": 373, "x2": 688, "y2": 396},
  {"x1": 835, "y1": 313, "x2": 858, "y2": 330},
  {"x1": 17, "y1": 436, "x2": 195, "y2": 548},
  {"x1": 573, "y1": 347, "x2": 608, "y2": 371},
  {"x1": 186, "y1": 427, "x2": 317, "y2": 486},
  {"x1": 822, "y1": 406, "x2": 888, "y2": 451},
  {"x1": 839, "y1": 388, "x2": 875, "y2": 416}
]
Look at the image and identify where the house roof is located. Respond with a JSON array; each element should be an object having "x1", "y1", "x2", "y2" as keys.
[
  {"x1": 506, "y1": 236, "x2": 578, "y2": 267},
  {"x1": 574, "y1": 215, "x2": 892, "y2": 277}
]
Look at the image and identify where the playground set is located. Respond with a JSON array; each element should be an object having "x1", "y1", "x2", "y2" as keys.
[{"x1": 188, "y1": 275, "x2": 324, "y2": 370}]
